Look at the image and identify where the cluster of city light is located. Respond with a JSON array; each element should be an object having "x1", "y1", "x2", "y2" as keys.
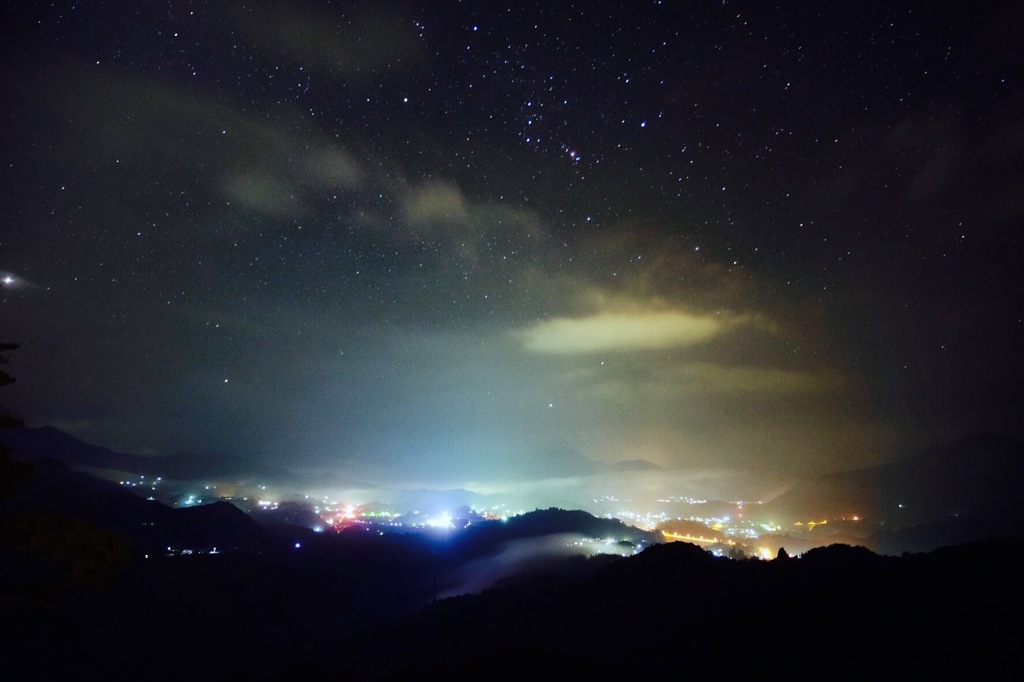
[
  {"x1": 608, "y1": 509, "x2": 671, "y2": 531},
  {"x1": 588, "y1": 492, "x2": 869, "y2": 560},
  {"x1": 425, "y1": 512, "x2": 454, "y2": 529},
  {"x1": 160, "y1": 545, "x2": 220, "y2": 557},
  {"x1": 655, "y1": 496, "x2": 708, "y2": 505},
  {"x1": 119, "y1": 474, "x2": 162, "y2": 490},
  {"x1": 568, "y1": 537, "x2": 645, "y2": 557},
  {"x1": 112, "y1": 472, "x2": 867, "y2": 563},
  {"x1": 660, "y1": 531, "x2": 730, "y2": 546},
  {"x1": 471, "y1": 504, "x2": 521, "y2": 521},
  {"x1": 794, "y1": 520, "x2": 829, "y2": 530}
]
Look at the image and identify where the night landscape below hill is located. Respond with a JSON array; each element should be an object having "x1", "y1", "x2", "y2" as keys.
[{"x1": 3, "y1": 431, "x2": 1023, "y2": 680}]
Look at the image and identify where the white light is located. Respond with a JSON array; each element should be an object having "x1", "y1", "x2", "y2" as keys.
[{"x1": 426, "y1": 512, "x2": 454, "y2": 529}]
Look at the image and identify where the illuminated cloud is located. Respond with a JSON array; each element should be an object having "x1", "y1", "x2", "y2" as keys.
[
  {"x1": 521, "y1": 310, "x2": 727, "y2": 353},
  {"x1": 571, "y1": 362, "x2": 841, "y2": 409},
  {"x1": 402, "y1": 180, "x2": 470, "y2": 225},
  {"x1": 673, "y1": 363, "x2": 844, "y2": 395},
  {"x1": 390, "y1": 183, "x2": 544, "y2": 266}
]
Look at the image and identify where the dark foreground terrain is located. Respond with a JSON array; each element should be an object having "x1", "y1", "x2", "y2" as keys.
[
  {"x1": 5, "y1": 534, "x2": 1021, "y2": 680},
  {"x1": 3, "y1": 453, "x2": 1022, "y2": 680}
]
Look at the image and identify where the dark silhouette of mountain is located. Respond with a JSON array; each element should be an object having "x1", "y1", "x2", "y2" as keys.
[
  {"x1": 870, "y1": 515, "x2": 1024, "y2": 555},
  {"x1": 418, "y1": 507, "x2": 660, "y2": 598},
  {"x1": 373, "y1": 486, "x2": 491, "y2": 512},
  {"x1": 1, "y1": 425, "x2": 142, "y2": 472},
  {"x1": 492, "y1": 506, "x2": 653, "y2": 541},
  {"x1": 3, "y1": 457, "x2": 167, "y2": 534},
  {"x1": 530, "y1": 451, "x2": 662, "y2": 476},
  {"x1": 0, "y1": 453, "x2": 654, "y2": 600},
  {"x1": 171, "y1": 500, "x2": 268, "y2": 550},
  {"x1": 0, "y1": 456, "x2": 269, "y2": 555},
  {"x1": 606, "y1": 454, "x2": 663, "y2": 471},
  {"x1": 0, "y1": 425, "x2": 296, "y2": 483},
  {"x1": 607, "y1": 457, "x2": 662, "y2": 472},
  {"x1": 4, "y1": 445, "x2": 1022, "y2": 680},
  {"x1": 445, "y1": 507, "x2": 658, "y2": 560},
  {"x1": 763, "y1": 433, "x2": 1024, "y2": 530},
  {"x1": 529, "y1": 445, "x2": 608, "y2": 477},
  {"x1": 355, "y1": 538, "x2": 1024, "y2": 679}
]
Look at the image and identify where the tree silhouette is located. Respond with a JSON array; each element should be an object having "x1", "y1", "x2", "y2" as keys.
[
  {"x1": 0, "y1": 342, "x2": 29, "y2": 492},
  {"x1": 0, "y1": 342, "x2": 135, "y2": 590},
  {"x1": 0, "y1": 342, "x2": 22, "y2": 428}
]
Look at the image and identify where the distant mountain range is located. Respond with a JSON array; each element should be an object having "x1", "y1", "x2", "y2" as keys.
[
  {"x1": 0, "y1": 425, "x2": 297, "y2": 483},
  {"x1": 0, "y1": 456, "x2": 272, "y2": 555},
  {"x1": 362, "y1": 537, "x2": 1024, "y2": 679},
  {"x1": 4, "y1": 425, "x2": 1023, "y2": 556},
  {"x1": 757, "y1": 433, "x2": 1024, "y2": 553},
  {"x1": 3, "y1": 429, "x2": 1023, "y2": 679},
  {"x1": 0, "y1": 445, "x2": 656, "y2": 582},
  {"x1": 0, "y1": 425, "x2": 662, "y2": 488},
  {"x1": 763, "y1": 433, "x2": 1024, "y2": 524},
  {"x1": 607, "y1": 457, "x2": 662, "y2": 472},
  {"x1": 765, "y1": 432, "x2": 1024, "y2": 522}
]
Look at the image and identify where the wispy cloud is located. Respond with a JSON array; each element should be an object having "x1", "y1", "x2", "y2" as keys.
[
  {"x1": 228, "y1": 3, "x2": 423, "y2": 80},
  {"x1": 520, "y1": 310, "x2": 733, "y2": 354},
  {"x1": 402, "y1": 180, "x2": 470, "y2": 225}
]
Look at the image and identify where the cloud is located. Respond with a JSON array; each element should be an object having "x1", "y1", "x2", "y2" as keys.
[
  {"x1": 19, "y1": 61, "x2": 367, "y2": 227},
  {"x1": 229, "y1": 3, "x2": 422, "y2": 80},
  {"x1": 304, "y1": 147, "x2": 363, "y2": 189},
  {"x1": 402, "y1": 180, "x2": 470, "y2": 225},
  {"x1": 222, "y1": 170, "x2": 301, "y2": 217},
  {"x1": 567, "y1": 362, "x2": 842, "y2": 412},
  {"x1": 384, "y1": 181, "x2": 544, "y2": 267},
  {"x1": 220, "y1": 146, "x2": 363, "y2": 217},
  {"x1": 520, "y1": 310, "x2": 729, "y2": 354},
  {"x1": 672, "y1": 362, "x2": 843, "y2": 395}
]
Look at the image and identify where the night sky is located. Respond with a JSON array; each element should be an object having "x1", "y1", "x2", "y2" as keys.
[{"x1": 2, "y1": 1, "x2": 1022, "y2": 499}]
